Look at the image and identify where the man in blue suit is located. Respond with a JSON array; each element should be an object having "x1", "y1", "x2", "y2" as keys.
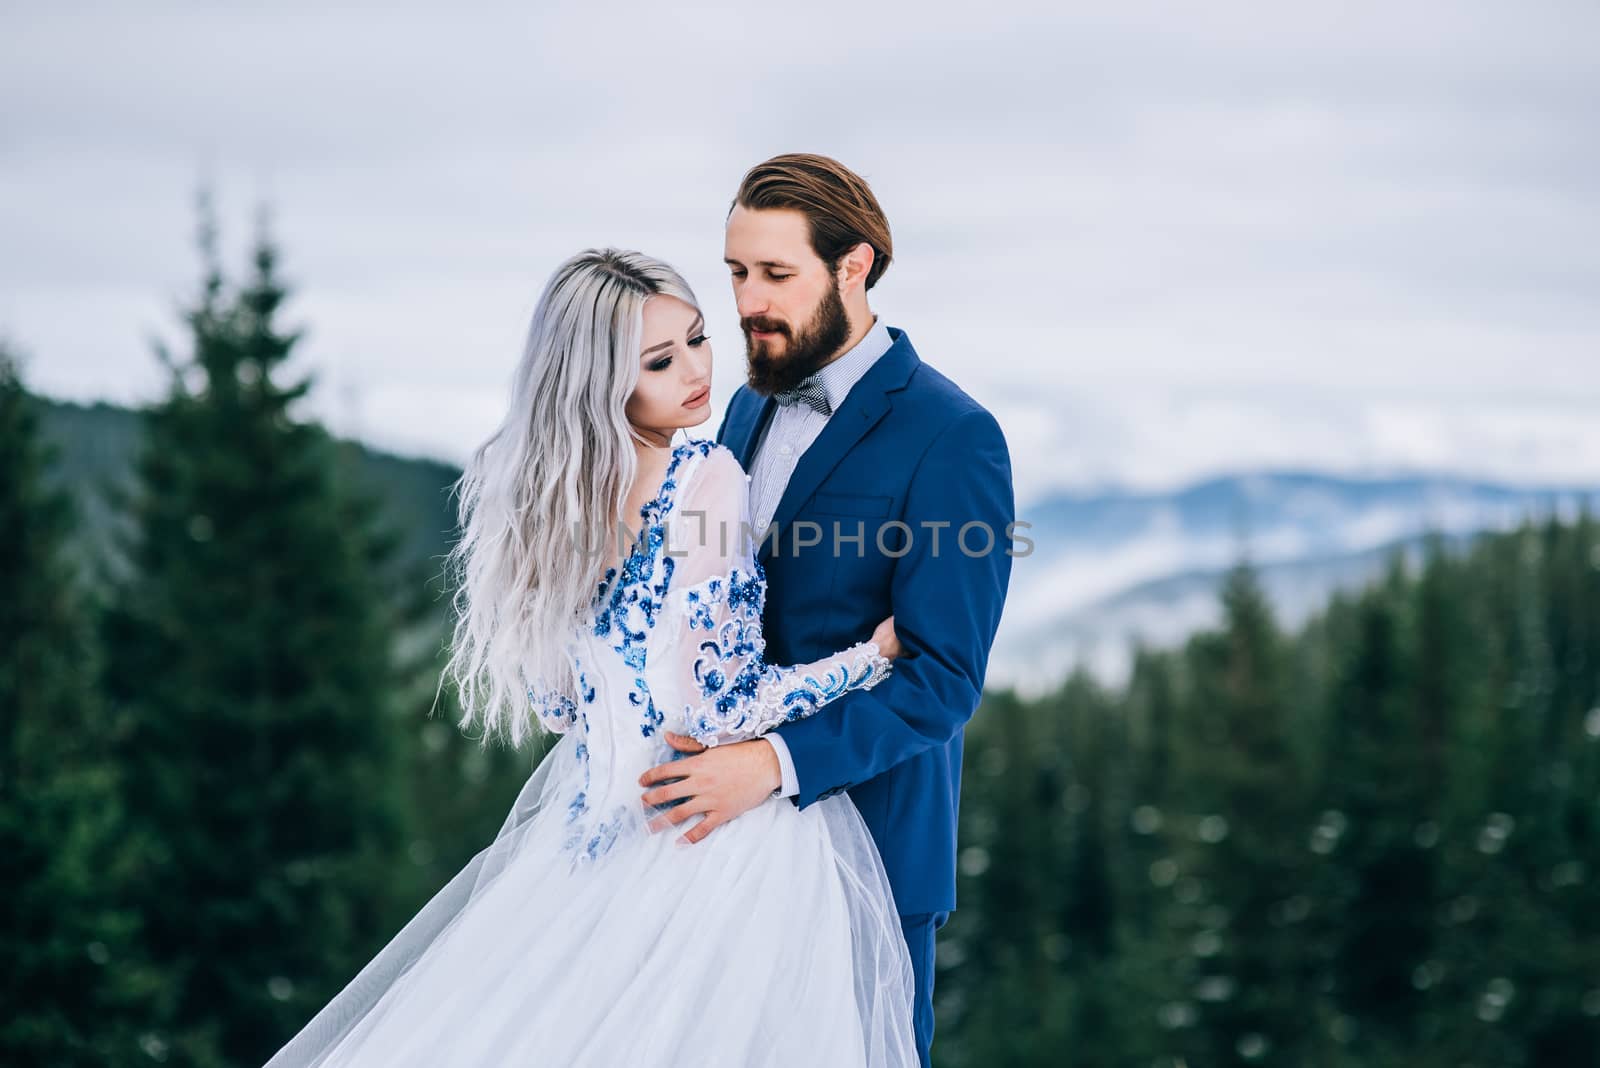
[{"x1": 639, "y1": 153, "x2": 1016, "y2": 1066}]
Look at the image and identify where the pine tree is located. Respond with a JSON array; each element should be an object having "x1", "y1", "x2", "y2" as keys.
[
  {"x1": 1317, "y1": 553, "x2": 1440, "y2": 1061},
  {"x1": 1116, "y1": 647, "x2": 1199, "y2": 1065},
  {"x1": 1169, "y1": 559, "x2": 1319, "y2": 1067},
  {"x1": 0, "y1": 345, "x2": 154, "y2": 1065},
  {"x1": 1431, "y1": 518, "x2": 1600, "y2": 1064},
  {"x1": 101, "y1": 194, "x2": 410, "y2": 1066},
  {"x1": 937, "y1": 688, "x2": 1056, "y2": 1065}
]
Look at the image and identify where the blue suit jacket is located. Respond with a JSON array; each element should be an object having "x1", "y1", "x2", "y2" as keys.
[{"x1": 715, "y1": 325, "x2": 1015, "y2": 916}]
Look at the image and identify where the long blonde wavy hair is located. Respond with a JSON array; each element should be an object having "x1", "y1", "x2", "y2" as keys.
[{"x1": 441, "y1": 248, "x2": 702, "y2": 748}]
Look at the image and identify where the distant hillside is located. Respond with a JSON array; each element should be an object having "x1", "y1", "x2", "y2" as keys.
[
  {"x1": 989, "y1": 528, "x2": 1484, "y2": 695},
  {"x1": 998, "y1": 471, "x2": 1600, "y2": 692},
  {"x1": 36, "y1": 398, "x2": 464, "y2": 591},
  {"x1": 37, "y1": 397, "x2": 1600, "y2": 695}
]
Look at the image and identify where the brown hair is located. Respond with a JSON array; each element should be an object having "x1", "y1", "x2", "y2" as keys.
[{"x1": 730, "y1": 153, "x2": 894, "y2": 290}]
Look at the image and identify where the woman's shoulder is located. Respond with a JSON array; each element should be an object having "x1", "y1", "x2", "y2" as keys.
[
  {"x1": 669, "y1": 436, "x2": 737, "y2": 468},
  {"x1": 668, "y1": 438, "x2": 746, "y2": 496}
]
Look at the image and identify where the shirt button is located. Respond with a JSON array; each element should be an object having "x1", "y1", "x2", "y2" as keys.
[{"x1": 779, "y1": 444, "x2": 793, "y2": 456}]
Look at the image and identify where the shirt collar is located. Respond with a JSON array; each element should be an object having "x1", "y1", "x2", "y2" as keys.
[{"x1": 811, "y1": 315, "x2": 893, "y2": 412}]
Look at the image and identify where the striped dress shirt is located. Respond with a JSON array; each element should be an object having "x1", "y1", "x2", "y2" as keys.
[
  {"x1": 745, "y1": 315, "x2": 895, "y2": 798},
  {"x1": 747, "y1": 316, "x2": 894, "y2": 534}
]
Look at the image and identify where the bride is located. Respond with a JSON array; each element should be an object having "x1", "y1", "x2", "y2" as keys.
[{"x1": 264, "y1": 249, "x2": 919, "y2": 1067}]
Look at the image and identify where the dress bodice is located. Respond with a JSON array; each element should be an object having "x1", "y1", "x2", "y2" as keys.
[{"x1": 521, "y1": 438, "x2": 892, "y2": 865}]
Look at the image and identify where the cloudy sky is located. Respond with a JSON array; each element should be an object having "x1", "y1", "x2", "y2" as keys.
[{"x1": 5, "y1": 0, "x2": 1597, "y2": 505}]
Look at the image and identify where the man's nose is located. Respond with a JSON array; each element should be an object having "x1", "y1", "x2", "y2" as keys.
[{"x1": 734, "y1": 282, "x2": 768, "y2": 320}]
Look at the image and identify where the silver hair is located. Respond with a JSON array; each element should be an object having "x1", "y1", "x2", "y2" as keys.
[{"x1": 441, "y1": 248, "x2": 701, "y2": 748}]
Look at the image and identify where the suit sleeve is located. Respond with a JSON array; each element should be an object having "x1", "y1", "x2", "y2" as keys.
[
  {"x1": 661, "y1": 446, "x2": 894, "y2": 748},
  {"x1": 770, "y1": 407, "x2": 1015, "y2": 808}
]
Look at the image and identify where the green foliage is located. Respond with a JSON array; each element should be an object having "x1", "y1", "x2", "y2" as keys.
[
  {"x1": 9, "y1": 196, "x2": 1599, "y2": 1066},
  {"x1": 0, "y1": 345, "x2": 159, "y2": 1066},
  {"x1": 938, "y1": 524, "x2": 1600, "y2": 1067},
  {"x1": 96, "y1": 195, "x2": 421, "y2": 1066},
  {"x1": 32, "y1": 396, "x2": 463, "y2": 600},
  {"x1": 7, "y1": 197, "x2": 565, "y2": 1066}
]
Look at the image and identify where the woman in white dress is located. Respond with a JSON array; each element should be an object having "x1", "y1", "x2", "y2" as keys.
[{"x1": 263, "y1": 249, "x2": 918, "y2": 1067}]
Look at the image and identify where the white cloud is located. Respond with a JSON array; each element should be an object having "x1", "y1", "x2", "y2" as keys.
[{"x1": 3, "y1": 0, "x2": 1597, "y2": 495}]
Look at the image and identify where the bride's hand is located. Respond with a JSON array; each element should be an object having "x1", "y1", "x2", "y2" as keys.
[{"x1": 871, "y1": 615, "x2": 903, "y2": 659}]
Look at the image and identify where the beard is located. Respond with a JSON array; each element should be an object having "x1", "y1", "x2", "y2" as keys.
[{"x1": 742, "y1": 277, "x2": 852, "y2": 396}]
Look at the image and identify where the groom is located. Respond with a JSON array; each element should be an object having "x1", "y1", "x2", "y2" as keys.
[{"x1": 639, "y1": 153, "x2": 1015, "y2": 1066}]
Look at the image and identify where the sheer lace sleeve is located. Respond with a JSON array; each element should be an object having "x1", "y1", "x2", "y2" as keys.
[
  {"x1": 657, "y1": 444, "x2": 892, "y2": 748},
  {"x1": 522, "y1": 668, "x2": 579, "y2": 735}
]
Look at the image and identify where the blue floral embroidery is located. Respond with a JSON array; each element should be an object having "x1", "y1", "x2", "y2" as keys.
[
  {"x1": 561, "y1": 804, "x2": 628, "y2": 869},
  {"x1": 628, "y1": 677, "x2": 665, "y2": 738},
  {"x1": 683, "y1": 577, "x2": 723, "y2": 630},
  {"x1": 583, "y1": 805, "x2": 627, "y2": 861},
  {"x1": 559, "y1": 741, "x2": 633, "y2": 867},
  {"x1": 565, "y1": 741, "x2": 591, "y2": 825},
  {"x1": 524, "y1": 648, "x2": 593, "y2": 733},
  {"x1": 526, "y1": 679, "x2": 578, "y2": 732},
  {"x1": 537, "y1": 438, "x2": 889, "y2": 869},
  {"x1": 675, "y1": 561, "x2": 891, "y2": 743},
  {"x1": 585, "y1": 439, "x2": 715, "y2": 738}
]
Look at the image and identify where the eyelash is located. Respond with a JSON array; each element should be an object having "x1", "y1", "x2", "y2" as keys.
[
  {"x1": 648, "y1": 333, "x2": 709, "y2": 371},
  {"x1": 730, "y1": 271, "x2": 791, "y2": 282}
]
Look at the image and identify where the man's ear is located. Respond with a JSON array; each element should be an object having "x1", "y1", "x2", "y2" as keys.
[{"x1": 837, "y1": 241, "x2": 875, "y2": 294}]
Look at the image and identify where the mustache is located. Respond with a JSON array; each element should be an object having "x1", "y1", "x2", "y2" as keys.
[{"x1": 741, "y1": 316, "x2": 790, "y2": 337}]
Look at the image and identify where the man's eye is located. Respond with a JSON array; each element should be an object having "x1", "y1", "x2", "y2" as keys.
[
  {"x1": 769, "y1": 274, "x2": 792, "y2": 282},
  {"x1": 688, "y1": 334, "x2": 709, "y2": 347},
  {"x1": 649, "y1": 356, "x2": 673, "y2": 371},
  {"x1": 730, "y1": 270, "x2": 747, "y2": 279}
]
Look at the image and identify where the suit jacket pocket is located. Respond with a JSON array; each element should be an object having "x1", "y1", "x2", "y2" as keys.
[{"x1": 809, "y1": 491, "x2": 893, "y2": 518}]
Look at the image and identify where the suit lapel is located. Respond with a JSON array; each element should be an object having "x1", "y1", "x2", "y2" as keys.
[
  {"x1": 756, "y1": 328, "x2": 920, "y2": 566},
  {"x1": 727, "y1": 391, "x2": 777, "y2": 471}
]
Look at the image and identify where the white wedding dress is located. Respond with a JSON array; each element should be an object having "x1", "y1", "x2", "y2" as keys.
[{"x1": 265, "y1": 438, "x2": 918, "y2": 1068}]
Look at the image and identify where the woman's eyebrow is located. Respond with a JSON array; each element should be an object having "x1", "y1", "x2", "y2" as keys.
[{"x1": 642, "y1": 315, "x2": 703, "y2": 359}]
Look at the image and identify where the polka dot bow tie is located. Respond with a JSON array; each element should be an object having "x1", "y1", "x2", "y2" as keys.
[{"x1": 772, "y1": 377, "x2": 832, "y2": 417}]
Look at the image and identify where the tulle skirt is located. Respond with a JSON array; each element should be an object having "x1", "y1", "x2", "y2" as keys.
[{"x1": 264, "y1": 733, "x2": 918, "y2": 1067}]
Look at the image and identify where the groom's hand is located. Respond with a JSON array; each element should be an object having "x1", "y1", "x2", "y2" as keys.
[{"x1": 638, "y1": 733, "x2": 781, "y2": 845}]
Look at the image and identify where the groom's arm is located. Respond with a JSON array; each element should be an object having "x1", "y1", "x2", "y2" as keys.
[{"x1": 771, "y1": 406, "x2": 1015, "y2": 808}]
